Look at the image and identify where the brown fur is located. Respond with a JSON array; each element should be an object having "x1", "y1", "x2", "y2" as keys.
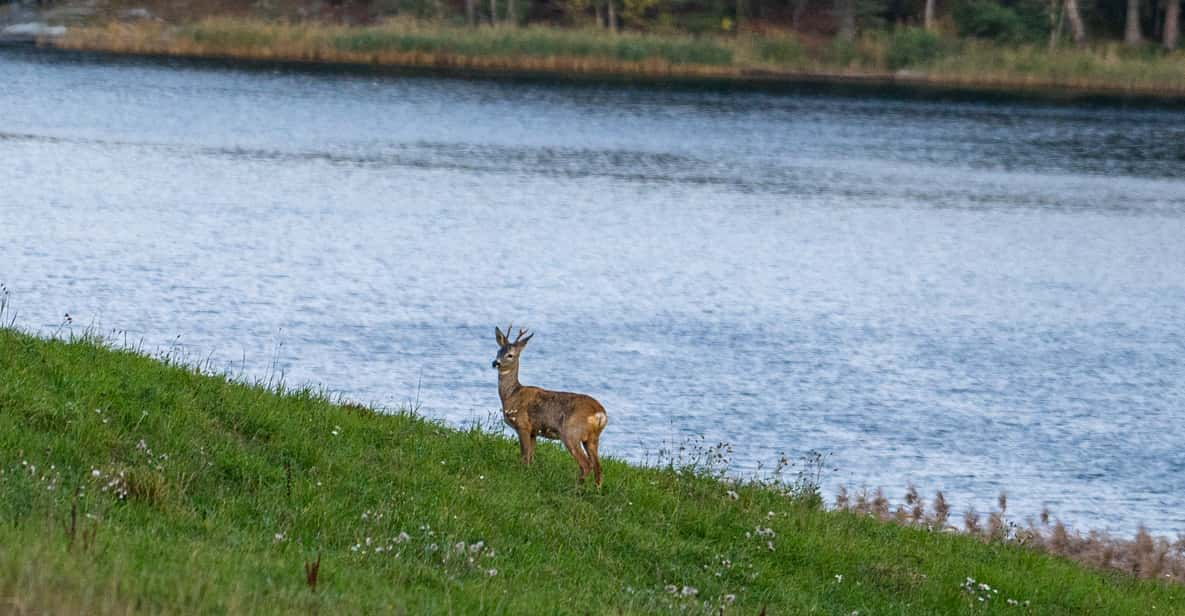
[{"x1": 493, "y1": 326, "x2": 608, "y2": 486}]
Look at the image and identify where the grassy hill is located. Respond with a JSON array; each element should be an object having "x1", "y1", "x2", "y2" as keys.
[{"x1": 1, "y1": 327, "x2": 1183, "y2": 614}]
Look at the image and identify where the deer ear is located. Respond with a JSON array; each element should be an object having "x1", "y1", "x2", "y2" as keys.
[
  {"x1": 517, "y1": 332, "x2": 534, "y2": 348},
  {"x1": 495, "y1": 326, "x2": 507, "y2": 346}
]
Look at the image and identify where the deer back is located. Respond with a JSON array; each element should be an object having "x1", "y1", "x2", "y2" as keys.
[{"x1": 502, "y1": 386, "x2": 605, "y2": 439}]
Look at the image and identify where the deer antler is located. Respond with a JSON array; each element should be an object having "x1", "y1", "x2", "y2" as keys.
[{"x1": 514, "y1": 327, "x2": 530, "y2": 344}]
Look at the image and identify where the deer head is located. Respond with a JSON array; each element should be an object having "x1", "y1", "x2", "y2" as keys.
[{"x1": 492, "y1": 324, "x2": 534, "y2": 371}]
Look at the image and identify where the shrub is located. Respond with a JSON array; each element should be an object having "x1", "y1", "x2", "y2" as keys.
[
  {"x1": 754, "y1": 36, "x2": 805, "y2": 65},
  {"x1": 827, "y1": 36, "x2": 859, "y2": 66},
  {"x1": 953, "y1": 0, "x2": 1047, "y2": 43},
  {"x1": 887, "y1": 27, "x2": 944, "y2": 69}
]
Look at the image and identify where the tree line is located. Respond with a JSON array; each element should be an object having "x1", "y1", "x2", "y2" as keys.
[
  {"x1": 3, "y1": 0, "x2": 1177, "y2": 49},
  {"x1": 431, "y1": 0, "x2": 1182, "y2": 49}
]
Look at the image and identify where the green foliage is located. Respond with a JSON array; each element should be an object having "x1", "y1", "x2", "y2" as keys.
[
  {"x1": 622, "y1": 0, "x2": 661, "y2": 28},
  {"x1": 953, "y1": 0, "x2": 1048, "y2": 43},
  {"x1": 2, "y1": 328, "x2": 1183, "y2": 614},
  {"x1": 330, "y1": 26, "x2": 734, "y2": 65},
  {"x1": 675, "y1": 12, "x2": 728, "y2": 35},
  {"x1": 887, "y1": 27, "x2": 945, "y2": 69},
  {"x1": 827, "y1": 35, "x2": 860, "y2": 66},
  {"x1": 753, "y1": 35, "x2": 805, "y2": 64},
  {"x1": 183, "y1": 23, "x2": 277, "y2": 48}
]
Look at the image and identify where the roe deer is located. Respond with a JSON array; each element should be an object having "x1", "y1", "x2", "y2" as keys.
[{"x1": 492, "y1": 325, "x2": 608, "y2": 486}]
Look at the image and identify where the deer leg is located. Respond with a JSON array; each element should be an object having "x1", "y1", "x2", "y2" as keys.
[
  {"x1": 561, "y1": 437, "x2": 591, "y2": 483},
  {"x1": 583, "y1": 436, "x2": 603, "y2": 487},
  {"x1": 517, "y1": 429, "x2": 534, "y2": 465}
]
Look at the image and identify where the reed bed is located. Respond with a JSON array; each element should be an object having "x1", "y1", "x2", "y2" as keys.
[
  {"x1": 837, "y1": 486, "x2": 1185, "y2": 585},
  {"x1": 52, "y1": 18, "x2": 1185, "y2": 95},
  {"x1": 56, "y1": 19, "x2": 739, "y2": 78}
]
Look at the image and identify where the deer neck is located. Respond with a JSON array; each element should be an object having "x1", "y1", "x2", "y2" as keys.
[{"x1": 497, "y1": 364, "x2": 521, "y2": 405}]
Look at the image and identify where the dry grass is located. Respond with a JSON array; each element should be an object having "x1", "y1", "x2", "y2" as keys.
[
  {"x1": 54, "y1": 19, "x2": 740, "y2": 79},
  {"x1": 49, "y1": 18, "x2": 1185, "y2": 97},
  {"x1": 836, "y1": 485, "x2": 1185, "y2": 585}
]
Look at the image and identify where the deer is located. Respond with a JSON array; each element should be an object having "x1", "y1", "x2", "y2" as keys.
[{"x1": 491, "y1": 325, "x2": 608, "y2": 486}]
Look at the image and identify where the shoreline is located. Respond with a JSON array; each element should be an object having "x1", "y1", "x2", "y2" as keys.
[{"x1": 28, "y1": 20, "x2": 1185, "y2": 104}]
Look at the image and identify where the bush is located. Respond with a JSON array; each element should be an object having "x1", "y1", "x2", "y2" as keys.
[
  {"x1": 827, "y1": 37, "x2": 859, "y2": 66},
  {"x1": 953, "y1": 0, "x2": 1047, "y2": 43},
  {"x1": 886, "y1": 27, "x2": 943, "y2": 69},
  {"x1": 754, "y1": 36, "x2": 805, "y2": 65}
]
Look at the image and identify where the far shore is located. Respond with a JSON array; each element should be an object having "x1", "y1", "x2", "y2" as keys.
[{"x1": 34, "y1": 19, "x2": 1185, "y2": 102}]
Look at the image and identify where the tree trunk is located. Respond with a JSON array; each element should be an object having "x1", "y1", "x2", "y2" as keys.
[
  {"x1": 924, "y1": 0, "x2": 936, "y2": 30},
  {"x1": 489, "y1": 0, "x2": 497, "y2": 24},
  {"x1": 466, "y1": 0, "x2": 476, "y2": 25},
  {"x1": 1048, "y1": 0, "x2": 1064, "y2": 48},
  {"x1": 595, "y1": 0, "x2": 604, "y2": 27},
  {"x1": 737, "y1": 0, "x2": 745, "y2": 32},
  {"x1": 1125, "y1": 0, "x2": 1142, "y2": 44},
  {"x1": 606, "y1": 0, "x2": 617, "y2": 32},
  {"x1": 1166, "y1": 0, "x2": 1181, "y2": 49},
  {"x1": 836, "y1": 0, "x2": 855, "y2": 41},
  {"x1": 1064, "y1": 0, "x2": 1086, "y2": 47},
  {"x1": 507, "y1": 0, "x2": 516, "y2": 25}
]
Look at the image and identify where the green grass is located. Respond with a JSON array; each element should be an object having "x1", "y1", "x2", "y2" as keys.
[
  {"x1": 328, "y1": 28, "x2": 734, "y2": 65},
  {"x1": 2, "y1": 327, "x2": 1183, "y2": 614}
]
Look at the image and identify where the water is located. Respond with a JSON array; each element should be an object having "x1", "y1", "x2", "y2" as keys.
[{"x1": 3, "y1": 48, "x2": 1184, "y2": 536}]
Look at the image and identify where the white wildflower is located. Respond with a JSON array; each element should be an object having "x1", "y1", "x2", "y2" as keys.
[
  {"x1": 726, "y1": 490, "x2": 739, "y2": 500},
  {"x1": 681, "y1": 586, "x2": 698, "y2": 597},
  {"x1": 274, "y1": 532, "x2": 285, "y2": 542},
  {"x1": 486, "y1": 568, "x2": 498, "y2": 577}
]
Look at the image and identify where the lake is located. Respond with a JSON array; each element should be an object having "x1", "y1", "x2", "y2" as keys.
[{"x1": 2, "y1": 47, "x2": 1183, "y2": 536}]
